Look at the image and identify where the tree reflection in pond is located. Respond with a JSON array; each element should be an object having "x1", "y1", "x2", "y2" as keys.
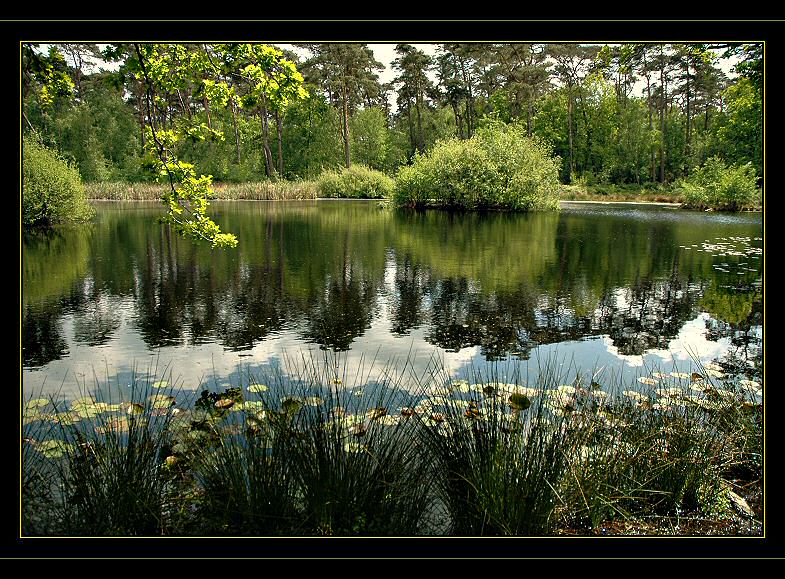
[{"x1": 22, "y1": 201, "x2": 762, "y2": 397}]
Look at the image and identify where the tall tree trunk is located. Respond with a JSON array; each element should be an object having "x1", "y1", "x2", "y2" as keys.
[
  {"x1": 567, "y1": 86, "x2": 574, "y2": 181},
  {"x1": 642, "y1": 49, "x2": 655, "y2": 182},
  {"x1": 136, "y1": 81, "x2": 146, "y2": 149},
  {"x1": 275, "y1": 109, "x2": 284, "y2": 176},
  {"x1": 341, "y1": 84, "x2": 351, "y2": 168},
  {"x1": 260, "y1": 98, "x2": 274, "y2": 178},
  {"x1": 230, "y1": 99, "x2": 241, "y2": 164},
  {"x1": 451, "y1": 102, "x2": 463, "y2": 138},
  {"x1": 203, "y1": 96, "x2": 212, "y2": 130},
  {"x1": 415, "y1": 90, "x2": 424, "y2": 153},
  {"x1": 406, "y1": 104, "x2": 415, "y2": 153},
  {"x1": 659, "y1": 46, "x2": 667, "y2": 184},
  {"x1": 576, "y1": 82, "x2": 592, "y2": 175},
  {"x1": 684, "y1": 64, "x2": 691, "y2": 174}
]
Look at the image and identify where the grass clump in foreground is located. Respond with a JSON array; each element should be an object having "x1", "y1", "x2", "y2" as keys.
[
  {"x1": 393, "y1": 120, "x2": 561, "y2": 211},
  {"x1": 21, "y1": 354, "x2": 762, "y2": 536}
]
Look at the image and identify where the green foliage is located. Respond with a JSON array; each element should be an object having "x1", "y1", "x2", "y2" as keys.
[
  {"x1": 317, "y1": 164, "x2": 394, "y2": 199},
  {"x1": 679, "y1": 157, "x2": 760, "y2": 211},
  {"x1": 349, "y1": 107, "x2": 392, "y2": 172},
  {"x1": 23, "y1": 135, "x2": 93, "y2": 226},
  {"x1": 393, "y1": 120, "x2": 561, "y2": 211},
  {"x1": 712, "y1": 78, "x2": 763, "y2": 178}
]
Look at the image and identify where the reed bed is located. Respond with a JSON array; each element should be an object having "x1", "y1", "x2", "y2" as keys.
[{"x1": 85, "y1": 181, "x2": 319, "y2": 201}]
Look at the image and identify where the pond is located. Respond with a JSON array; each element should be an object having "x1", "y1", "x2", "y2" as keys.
[{"x1": 22, "y1": 200, "x2": 763, "y2": 401}]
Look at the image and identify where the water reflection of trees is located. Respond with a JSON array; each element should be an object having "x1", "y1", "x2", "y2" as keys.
[
  {"x1": 400, "y1": 270, "x2": 708, "y2": 359},
  {"x1": 22, "y1": 203, "x2": 762, "y2": 368}
]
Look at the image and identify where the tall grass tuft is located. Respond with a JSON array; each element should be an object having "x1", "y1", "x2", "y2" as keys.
[
  {"x1": 416, "y1": 363, "x2": 576, "y2": 535},
  {"x1": 27, "y1": 375, "x2": 185, "y2": 536}
]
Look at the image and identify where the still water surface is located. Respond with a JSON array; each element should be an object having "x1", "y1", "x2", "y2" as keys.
[{"x1": 22, "y1": 200, "x2": 763, "y2": 400}]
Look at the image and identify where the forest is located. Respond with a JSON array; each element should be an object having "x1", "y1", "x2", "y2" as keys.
[{"x1": 22, "y1": 43, "x2": 762, "y2": 220}]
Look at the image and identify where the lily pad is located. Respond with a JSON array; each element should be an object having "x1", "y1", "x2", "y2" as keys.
[
  {"x1": 247, "y1": 384, "x2": 268, "y2": 393},
  {"x1": 655, "y1": 387, "x2": 683, "y2": 397},
  {"x1": 451, "y1": 380, "x2": 472, "y2": 393},
  {"x1": 50, "y1": 411, "x2": 81, "y2": 426},
  {"x1": 148, "y1": 394, "x2": 176, "y2": 409},
  {"x1": 376, "y1": 415, "x2": 401, "y2": 426},
  {"x1": 126, "y1": 403, "x2": 145, "y2": 416},
  {"x1": 24, "y1": 399, "x2": 50, "y2": 411},
  {"x1": 344, "y1": 442, "x2": 367, "y2": 453},
  {"x1": 623, "y1": 390, "x2": 647, "y2": 402},
  {"x1": 37, "y1": 440, "x2": 74, "y2": 459},
  {"x1": 508, "y1": 393, "x2": 532, "y2": 411},
  {"x1": 365, "y1": 407, "x2": 388, "y2": 421},
  {"x1": 214, "y1": 398, "x2": 235, "y2": 409},
  {"x1": 637, "y1": 377, "x2": 658, "y2": 386},
  {"x1": 670, "y1": 372, "x2": 691, "y2": 380},
  {"x1": 95, "y1": 416, "x2": 130, "y2": 434},
  {"x1": 739, "y1": 379, "x2": 762, "y2": 393},
  {"x1": 236, "y1": 400, "x2": 266, "y2": 411},
  {"x1": 152, "y1": 380, "x2": 169, "y2": 389},
  {"x1": 74, "y1": 405, "x2": 102, "y2": 419},
  {"x1": 281, "y1": 396, "x2": 303, "y2": 414}
]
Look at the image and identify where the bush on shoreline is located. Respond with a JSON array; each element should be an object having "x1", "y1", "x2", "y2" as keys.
[
  {"x1": 23, "y1": 135, "x2": 93, "y2": 226},
  {"x1": 678, "y1": 157, "x2": 761, "y2": 211},
  {"x1": 316, "y1": 164, "x2": 394, "y2": 199},
  {"x1": 393, "y1": 121, "x2": 561, "y2": 211}
]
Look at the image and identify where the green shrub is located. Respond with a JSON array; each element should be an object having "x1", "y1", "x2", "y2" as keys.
[
  {"x1": 23, "y1": 135, "x2": 93, "y2": 226},
  {"x1": 680, "y1": 157, "x2": 760, "y2": 211},
  {"x1": 316, "y1": 164, "x2": 394, "y2": 199},
  {"x1": 393, "y1": 120, "x2": 561, "y2": 211}
]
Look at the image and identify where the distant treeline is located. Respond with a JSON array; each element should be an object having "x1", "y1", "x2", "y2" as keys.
[{"x1": 23, "y1": 42, "x2": 761, "y2": 188}]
